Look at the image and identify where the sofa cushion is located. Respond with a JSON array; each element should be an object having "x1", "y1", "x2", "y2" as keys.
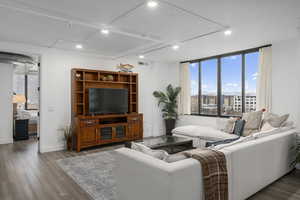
[
  {"x1": 131, "y1": 142, "x2": 168, "y2": 160},
  {"x1": 172, "y1": 125, "x2": 238, "y2": 141}
]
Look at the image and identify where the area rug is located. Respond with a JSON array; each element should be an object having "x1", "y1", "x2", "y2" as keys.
[{"x1": 56, "y1": 151, "x2": 117, "y2": 200}]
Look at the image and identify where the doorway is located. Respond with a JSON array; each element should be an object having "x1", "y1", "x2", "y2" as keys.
[{"x1": 11, "y1": 55, "x2": 40, "y2": 152}]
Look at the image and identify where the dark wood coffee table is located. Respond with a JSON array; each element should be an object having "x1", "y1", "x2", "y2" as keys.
[{"x1": 125, "y1": 135, "x2": 193, "y2": 154}]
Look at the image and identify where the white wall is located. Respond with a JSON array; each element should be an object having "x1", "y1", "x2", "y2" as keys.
[
  {"x1": 272, "y1": 37, "x2": 300, "y2": 128},
  {"x1": 0, "y1": 63, "x2": 13, "y2": 144},
  {"x1": 0, "y1": 41, "x2": 179, "y2": 152}
]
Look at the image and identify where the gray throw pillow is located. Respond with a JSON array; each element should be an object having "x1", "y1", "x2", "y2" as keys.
[
  {"x1": 164, "y1": 152, "x2": 187, "y2": 163},
  {"x1": 263, "y1": 113, "x2": 289, "y2": 128},
  {"x1": 233, "y1": 119, "x2": 246, "y2": 136},
  {"x1": 131, "y1": 142, "x2": 169, "y2": 160},
  {"x1": 242, "y1": 110, "x2": 263, "y2": 136}
]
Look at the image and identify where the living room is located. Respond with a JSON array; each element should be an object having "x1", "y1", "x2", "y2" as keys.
[{"x1": 0, "y1": 0, "x2": 300, "y2": 200}]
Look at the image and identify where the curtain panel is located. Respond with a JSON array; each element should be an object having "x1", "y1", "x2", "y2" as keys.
[
  {"x1": 179, "y1": 62, "x2": 191, "y2": 115},
  {"x1": 257, "y1": 46, "x2": 272, "y2": 111}
]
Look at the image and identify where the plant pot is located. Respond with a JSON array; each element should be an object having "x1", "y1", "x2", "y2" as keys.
[
  {"x1": 165, "y1": 119, "x2": 176, "y2": 136},
  {"x1": 66, "y1": 138, "x2": 72, "y2": 151}
]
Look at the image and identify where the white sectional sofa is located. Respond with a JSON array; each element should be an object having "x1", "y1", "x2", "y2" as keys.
[{"x1": 114, "y1": 128, "x2": 297, "y2": 200}]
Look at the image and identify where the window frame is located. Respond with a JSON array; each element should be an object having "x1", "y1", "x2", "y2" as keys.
[{"x1": 189, "y1": 48, "x2": 261, "y2": 117}]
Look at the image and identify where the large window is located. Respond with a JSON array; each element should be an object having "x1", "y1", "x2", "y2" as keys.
[{"x1": 189, "y1": 49, "x2": 259, "y2": 117}]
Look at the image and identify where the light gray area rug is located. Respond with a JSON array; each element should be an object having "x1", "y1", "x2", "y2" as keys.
[{"x1": 57, "y1": 151, "x2": 117, "y2": 200}]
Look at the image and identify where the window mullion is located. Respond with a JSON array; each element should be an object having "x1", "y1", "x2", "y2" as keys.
[
  {"x1": 217, "y1": 57, "x2": 221, "y2": 117},
  {"x1": 242, "y1": 54, "x2": 245, "y2": 113},
  {"x1": 25, "y1": 74, "x2": 28, "y2": 110},
  {"x1": 198, "y1": 62, "x2": 201, "y2": 115}
]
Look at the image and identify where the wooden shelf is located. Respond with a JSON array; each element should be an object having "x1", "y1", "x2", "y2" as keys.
[
  {"x1": 76, "y1": 80, "x2": 130, "y2": 84},
  {"x1": 71, "y1": 68, "x2": 141, "y2": 152}
]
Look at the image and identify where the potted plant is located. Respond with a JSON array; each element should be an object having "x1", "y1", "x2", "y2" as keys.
[
  {"x1": 153, "y1": 84, "x2": 181, "y2": 136},
  {"x1": 63, "y1": 125, "x2": 72, "y2": 151},
  {"x1": 291, "y1": 134, "x2": 300, "y2": 169}
]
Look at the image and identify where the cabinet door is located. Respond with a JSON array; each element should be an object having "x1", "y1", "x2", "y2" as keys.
[
  {"x1": 128, "y1": 117, "x2": 141, "y2": 140},
  {"x1": 80, "y1": 127, "x2": 97, "y2": 145}
]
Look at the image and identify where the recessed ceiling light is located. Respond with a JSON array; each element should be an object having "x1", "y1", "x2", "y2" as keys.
[
  {"x1": 101, "y1": 29, "x2": 110, "y2": 35},
  {"x1": 139, "y1": 55, "x2": 145, "y2": 59},
  {"x1": 147, "y1": 1, "x2": 158, "y2": 8},
  {"x1": 75, "y1": 44, "x2": 83, "y2": 49},
  {"x1": 224, "y1": 30, "x2": 232, "y2": 36},
  {"x1": 172, "y1": 45, "x2": 180, "y2": 50}
]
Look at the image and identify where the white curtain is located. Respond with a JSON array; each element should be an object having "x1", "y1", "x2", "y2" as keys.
[
  {"x1": 257, "y1": 46, "x2": 272, "y2": 112},
  {"x1": 179, "y1": 62, "x2": 191, "y2": 115}
]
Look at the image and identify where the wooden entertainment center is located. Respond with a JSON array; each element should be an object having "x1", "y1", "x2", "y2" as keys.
[{"x1": 71, "y1": 68, "x2": 143, "y2": 152}]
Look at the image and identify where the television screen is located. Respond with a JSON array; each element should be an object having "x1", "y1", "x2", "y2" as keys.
[{"x1": 88, "y1": 88, "x2": 128, "y2": 114}]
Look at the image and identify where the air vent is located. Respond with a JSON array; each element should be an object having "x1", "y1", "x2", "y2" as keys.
[{"x1": 0, "y1": 52, "x2": 35, "y2": 66}]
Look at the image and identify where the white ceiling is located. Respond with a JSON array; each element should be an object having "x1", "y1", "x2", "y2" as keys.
[{"x1": 0, "y1": 0, "x2": 299, "y2": 62}]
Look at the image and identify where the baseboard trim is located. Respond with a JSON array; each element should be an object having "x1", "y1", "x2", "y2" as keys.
[
  {"x1": 40, "y1": 144, "x2": 65, "y2": 153},
  {"x1": 0, "y1": 138, "x2": 13, "y2": 145}
]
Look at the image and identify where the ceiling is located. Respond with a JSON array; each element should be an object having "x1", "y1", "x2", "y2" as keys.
[{"x1": 0, "y1": 0, "x2": 299, "y2": 62}]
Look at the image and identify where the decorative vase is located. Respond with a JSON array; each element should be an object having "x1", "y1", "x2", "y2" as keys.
[
  {"x1": 165, "y1": 118, "x2": 176, "y2": 136},
  {"x1": 107, "y1": 75, "x2": 114, "y2": 81},
  {"x1": 100, "y1": 75, "x2": 107, "y2": 81}
]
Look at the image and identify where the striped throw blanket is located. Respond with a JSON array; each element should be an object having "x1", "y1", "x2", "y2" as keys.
[{"x1": 184, "y1": 149, "x2": 228, "y2": 200}]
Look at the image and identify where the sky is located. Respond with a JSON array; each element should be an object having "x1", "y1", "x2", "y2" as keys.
[{"x1": 190, "y1": 52, "x2": 259, "y2": 96}]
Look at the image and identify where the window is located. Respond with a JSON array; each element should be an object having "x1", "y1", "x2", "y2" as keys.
[
  {"x1": 245, "y1": 52, "x2": 259, "y2": 112},
  {"x1": 13, "y1": 74, "x2": 25, "y2": 95},
  {"x1": 200, "y1": 59, "x2": 218, "y2": 115},
  {"x1": 190, "y1": 63, "x2": 199, "y2": 114},
  {"x1": 221, "y1": 55, "x2": 242, "y2": 116},
  {"x1": 27, "y1": 74, "x2": 39, "y2": 110},
  {"x1": 13, "y1": 73, "x2": 39, "y2": 110},
  {"x1": 188, "y1": 48, "x2": 260, "y2": 117}
]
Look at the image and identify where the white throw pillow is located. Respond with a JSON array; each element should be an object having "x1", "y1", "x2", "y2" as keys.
[
  {"x1": 261, "y1": 121, "x2": 275, "y2": 132},
  {"x1": 131, "y1": 142, "x2": 168, "y2": 160},
  {"x1": 221, "y1": 117, "x2": 237, "y2": 133},
  {"x1": 263, "y1": 112, "x2": 289, "y2": 128},
  {"x1": 172, "y1": 125, "x2": 238, "y2": 141}
]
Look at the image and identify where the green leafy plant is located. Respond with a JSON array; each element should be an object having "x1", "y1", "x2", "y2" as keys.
[
  {"x1": 291, "y1": 134, "x2": 300, "y2": 167},
  {"x1": 153, "y1": 84, "x2": 181, "y2": 119},
  {"x1": 61, "y1": 125, "x2": 72, "y2": 150}
]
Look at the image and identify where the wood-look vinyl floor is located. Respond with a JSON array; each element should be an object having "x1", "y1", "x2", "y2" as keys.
[{"x1": 0, "y1": 139, "x2": 300, "y2": 200}]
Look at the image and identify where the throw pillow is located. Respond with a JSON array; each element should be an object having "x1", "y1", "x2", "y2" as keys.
[
  {"x1": 131, "y1": 142, "x2": 169, "y2": 160},
  {"x1": 263, "y1": 113, "x2": 289, "y2": 128},
  {"x1": 164, "y1": 152, "x2": 187, "y2": 163},
  {"x1": 232, "y1": 119, "x2": 246, "y2": 136},
  {"x1": 222, "y1": 117, "x2": 238, "y2": 133},
  {"x1": 261, "y1": 121, "x2": 275, "y2": 132},
  {"x1": 242, "y1": 110, "x2": 263, "y2": 136}
]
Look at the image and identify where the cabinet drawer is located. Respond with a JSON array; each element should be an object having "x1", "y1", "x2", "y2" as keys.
[
  {"x1": 128, "y1": 116, "x2": 140, "y2": 122},
  {"x1": 80, "y1": 119, "x2": 98, "y2": 127}
]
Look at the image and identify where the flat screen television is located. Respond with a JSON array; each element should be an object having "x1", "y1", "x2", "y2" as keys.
[{"x1": 88, "y1": 88, "x2": 128, "y2": 115}]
